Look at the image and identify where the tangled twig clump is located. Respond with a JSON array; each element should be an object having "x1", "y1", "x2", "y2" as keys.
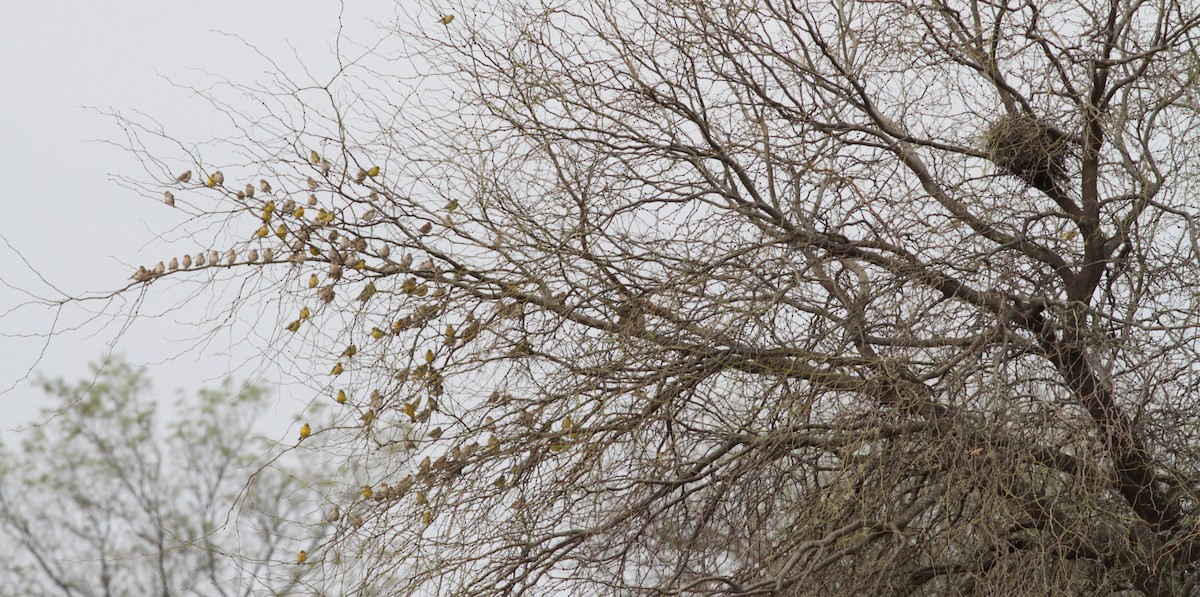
[{"x1": 982, "y1": 113, "x2": 1073, "y2": 189}]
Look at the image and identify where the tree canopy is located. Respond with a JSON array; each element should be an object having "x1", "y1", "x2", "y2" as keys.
[
  {"x1": 104, "y1": 0, "x2": 1200, "y2": 594},
  {"x1": 0, "y1": 359, "x2": 327, "y2": 596}
]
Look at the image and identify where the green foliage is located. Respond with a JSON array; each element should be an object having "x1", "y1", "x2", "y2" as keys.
[{"x1": 0, "y1": 358, "x2": 323, "y2": 596}]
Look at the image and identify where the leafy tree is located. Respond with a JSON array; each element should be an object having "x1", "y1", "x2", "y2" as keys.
[
  {"x1": 111, "y1": 0, "x2": 1200, "y2": 594},
  {"x1": 0, "y1": 359, "x2": 327, "y2": 596}
]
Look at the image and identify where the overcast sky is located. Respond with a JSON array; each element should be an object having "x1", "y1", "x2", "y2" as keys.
[{"x1": 0, "y1": 1, "x2": 412, "y2": 431}]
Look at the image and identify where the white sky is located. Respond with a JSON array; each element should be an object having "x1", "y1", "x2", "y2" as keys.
[{"x1": 0, "y1": 0, "x2": 413, "y2": 431}]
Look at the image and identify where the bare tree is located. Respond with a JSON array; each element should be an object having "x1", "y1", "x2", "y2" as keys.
[
  {"x1": 107, "y1": 0, "x2": 1200, "y2": 594},
  {"x1": 0, "y1": 359, "x2": 328, "y2": 596}
]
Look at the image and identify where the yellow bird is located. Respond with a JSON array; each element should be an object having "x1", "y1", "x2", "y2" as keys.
[
  {"x1": 1062, "y1": 229, "x2": 1078, "y2": 240},
  {"x1": 424, "y1": 349, "x2": 435, "y2": 363},
  {"x1": 445, "y1": 199, "x2": 459, "y2": 212},
  {"x1": 438, "y1": 14, "x2": 455, "y2": 25},
  {"x1": 286, "y1": 320, "x2": 301, "y2": 333},
  {"x1": 356, "y1": 282, "x2": 377, "y2": 302},
  {"x1": 299, "y1": 423, "x2": 311, "y2": 440},
  {"x1": 310, "y1": 150, "x2": 321, "y2": 164},
  {"x1": 331, "y1": 362, "x2": 345, "y2": 375},
  {"x1": 293, "y1": 206, "x2": 305, "y2": 218},
  {"x1": 275, "y1": 225, "x2": 288, "y2": 239},
  {"x1": 256, "y1": 225, "x2": 269, "y2": 238},
  {"x1": 299, "y1": 306, "x2": 311, "y2": 320},
  {"x1": 371, "y1": 327, "x2": 385, "y2": 340},
  {"x1": 341, "y1": 344, "x2": 357, "y2": 358},
  {"x1": 308, "y1": 274, "x2": 319, "y2": 288},
  {"x1": 367, "y1": 166, "x2": 381, "y2": 177},
  {"x1": 297, "y1": 550, "x2": 308, "y2": 564},
  {"x1": 336, "y1": 389, "x2": 347, "y2": 404},
  {"x1": 362, "y1": 485, "x2": 373, "y2": 499}
]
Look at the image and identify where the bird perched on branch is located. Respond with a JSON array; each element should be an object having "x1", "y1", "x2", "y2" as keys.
[{"x1": 616, "y1": 292, "x2": 646, "y2": 333}]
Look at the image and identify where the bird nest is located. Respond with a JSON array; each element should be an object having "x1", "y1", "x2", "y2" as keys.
[{"x1": 981, "y1": 113, "x2": 1072, "y2": 188}]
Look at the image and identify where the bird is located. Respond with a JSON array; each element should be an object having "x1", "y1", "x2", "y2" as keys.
[
  {"x1": 260, "y1": 179, "x2": 272, "y2": 193},
  {"x1": 169, "y1": 258, "x2": 179, "y2": 271},
  {"x1": 163, "y1": 191, "x2": 175, "y2": 207},
  {"x1": 297, "y1": 550, "x2": 307, "y2": 564},
  {"x1": 617, "y1": 293, "x2": 646, "y2": 333},
  {"x1": 263, "y1": 248, "x2": 274, "y2": 262},
  {"x1": 244, "y1": 184, "x2": 255, "y2": 198},
  {"x1": 327, "y1": 506, "x2": 340, "y2": 522},
  {"x1": 247, "y1": 249, "x2": 259, "y2": 263},
  {"x1": 336, "y1": 389, "x2": 347, "y2": 404},
  {"x1": 194, "y1": 253, "x2": 206, "y2": 267},
  {"x1": 438, "y1": 14, "x2": 455, "y2": 25},
  {"x1": 152, "y1": 262, "x2": 165, "y2": 276},
  {"x1": 418, "y1": 221, "x2": 433, "y2": 234},
  {"x1": 307, "y1": 177, "x2": 319, "y2": 190},
  {"x1": 318, "y1": 285, "x2": 336, "y2": 303},
  {"x1": 367, "y1": 166, "x2": 380, "y2": 177},
  {"x1": 371, "y1": 327, "x2": 385, "y2": 340},
  {"x1": 341, "y1": 344, "x2": 357, "y2": 358},
  {"x1": 226, "y1": 249, "x2": 237, "y2": 265},
  {"x1": 308, "y1": 274, "x2": 319, "y2": 288},
  {"x1": 212, "y1": 171, "x2": 224, "y2": 185},
  {"x1": 356, "y1": 282, "x2": 377, "y2": 302},
  {"x1": 182, "y1": 254, "x2": 192, "y2": 269},
  {"x1": 400, "y1": 253, "x2": 414, "y2": 268},
  {"x1": 256, "y1": 225, "x2": 269, "y2": 238},
  {"x1": 362, "y1": 485, "x2": 373, "y2": 499},
  {"x1": 300, "y1": 306, "x2": 311, "y2": 320},
  {"x1": 132, "y1": 266, "x2": 151, "y2": 282},
  {"x1": 299, "y1": 423, "x2": 311, "y2": 440},
  {"x1": 175, "y1": 170, "x2": 192, "y2": 183},
  {"x1": 308, "y1": 194, "x2": 319, "y2": 206},
  {"x1": 331, "y1": 362, "x2": 344, "y2": 375},
  {"x1": 209, "y1": 250, "x2": 220, "y2": 265},
  {"x1": 310, "y1": 150, "x2": 321, "y2": 164}
]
